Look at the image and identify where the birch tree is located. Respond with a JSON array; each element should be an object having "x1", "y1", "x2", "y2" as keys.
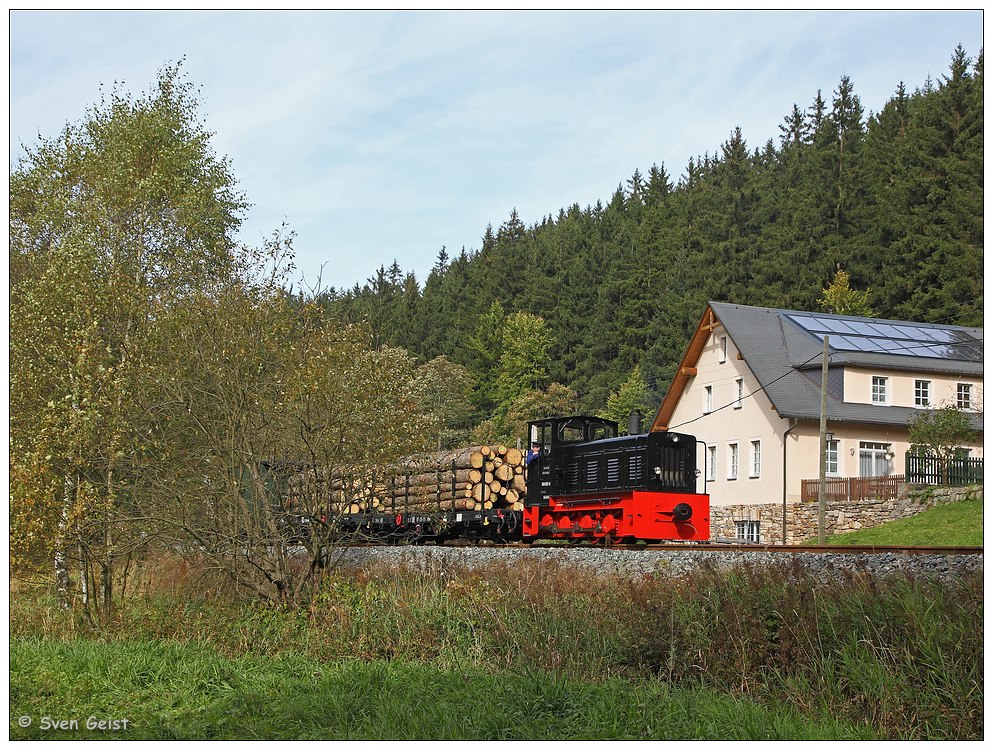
[{"x1": 9, "y1": 61, "x2": 245, "y2": 615}]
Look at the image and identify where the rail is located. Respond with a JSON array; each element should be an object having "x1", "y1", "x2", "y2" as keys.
[{"x1": 350, "y1": 540, "x2": 983, "y2": 555}]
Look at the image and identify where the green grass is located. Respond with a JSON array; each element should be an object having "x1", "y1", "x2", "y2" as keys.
[
  {"x1": 823, "y1": 498, "x2": 983, "y2": 546},
  {"x1": 9, "y1": 638, "x2": 876, "y2": 741}
]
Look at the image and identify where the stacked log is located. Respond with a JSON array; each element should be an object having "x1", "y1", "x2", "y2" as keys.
[{"x1": 288, "y1": 444, "x2": 528, "y2": 515}]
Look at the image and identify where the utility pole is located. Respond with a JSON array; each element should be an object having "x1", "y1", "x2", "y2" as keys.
[{"x1": 818, "y1": 335, "x2": 829, "y2": 544}]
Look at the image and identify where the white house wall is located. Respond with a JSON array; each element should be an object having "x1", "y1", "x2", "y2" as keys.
[
  {"x1": 667, "y1": 328, "x2": 787, "y2": 507},
  {"x1": 844, "y1": 366, "x2": 984, "y2": 413},
  {"x1": 786, "y1": 422, "x2": 905, "y2": 501}
]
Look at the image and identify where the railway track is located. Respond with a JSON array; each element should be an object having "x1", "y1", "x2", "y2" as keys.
[
  {"x1": 511, "y1": 542, "x2": 983, "y2": 555},
  {"x1": 338, "y1": 539, "x2": 983, "y2": 555},
  {"x1": 594, "y1": 543, "x2": 983, "y2": 555},
  {"x1": 328, "y1": 540, "x2": 982, "y2": 582}
]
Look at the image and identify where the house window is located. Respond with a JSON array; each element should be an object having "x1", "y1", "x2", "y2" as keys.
[
  {"x1": 914, "y1": 380, "x2": 931, "y2": 407},
  {"x1": 734, "y1": 378, "x2": 744, "y2": 409},
  {"x1": 749, "y1": 440, "x2": 761, "y2": 478},
  {"x1": 871, "y1": 376, "x2": 888, "y2": 404},
  {"x1": 825, "y1": 440, "x2": 840, "y2": 476},
  {"x1": 859, "y1": 442, "x2": 892, "y2": 478},
  {"x1": 957, "y1": 383, "x2": 973, "y2": 410},
  {"x1": 703, "y1": 385, "x2": 713, "y2": 414},
  {"x1": 718, "y1": 336, "x2": 728, "y2": 363},
  {"x1": 728, "y1": 443, "x2": 739, "y2": 480},
  {"x1": 706, "y1": 445, "x2": 716, "y2": 481},
  {"x1": 735, "y1": 520, "x2": 760, "y2": 543}
]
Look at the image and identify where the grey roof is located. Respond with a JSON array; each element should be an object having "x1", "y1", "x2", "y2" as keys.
[{"x1": 709, "y1": 302, "x2": 984, "y2": 430}]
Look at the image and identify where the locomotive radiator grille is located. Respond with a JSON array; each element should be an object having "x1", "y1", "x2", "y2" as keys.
[
  {"x1": 606, "y1": 457, "x2": 620, "y2": 484},
  {"x1": 564, "y1": 462, "x2": 580, "y2": 486},
  {"x1": 585, "y1": 460, "x2": 599, "y2": 485},
  {"x1": 627, "y1": 454, "x2": 644, "y2": 482},
  {"x1": 658, "y1": 447, "x2": 688, "y2": 489}
]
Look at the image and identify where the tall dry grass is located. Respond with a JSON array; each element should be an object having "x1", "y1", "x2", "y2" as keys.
[{"x1": 9, "y1": 552, "x2": 983, "y2": 739}]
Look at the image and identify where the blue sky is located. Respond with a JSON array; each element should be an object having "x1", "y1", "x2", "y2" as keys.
[{"x1": 8, "y1": 9, "x2": 986, "y2": 292}]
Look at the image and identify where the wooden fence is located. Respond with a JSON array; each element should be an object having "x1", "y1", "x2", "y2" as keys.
[{"x1": 800, "y1": 474, "x2": 905, "y2": 503}]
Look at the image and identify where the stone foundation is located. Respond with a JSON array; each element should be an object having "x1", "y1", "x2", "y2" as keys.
[{"x1": 710, "y1": 484, "x2": 983, "y2": 545}]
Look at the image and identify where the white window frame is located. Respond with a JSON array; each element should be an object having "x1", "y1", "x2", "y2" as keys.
[
  {"x1": 825, "y1": 439, "x2": 840, "y2": 476},
  {"x1": 719, "y1": 336, "x2": 728, "y2": 363},
  {"x1": 735, "y1": 520, "x2": 761, "y2": 543},
  {"x1": 914, "y1": 379, "x2": 931, "y2": 407},
  {"x1": 706, "y1": 445, "x2": 717, "y2": 482},
  {"x1": 871, "y1": 376, "x2": 888, "y2": 405},
  {"x1": 734, "y1": 378, "x2": 744, "y2": 409},
  {"x1": 957, "y1": 383, "x2": 973, "y2": 410},
  {"x1": 749, "y1": 439, "x2": 761, "y2": 478},
  {"x1": 703, "y1": 385, "x2": 713, "y2": 414},
  {"x1": 727, "y1": 442, "x2": 739, "y2": 480},
  {"x1": 859, "y1": 442, "x2": 893, "y2": 478}
]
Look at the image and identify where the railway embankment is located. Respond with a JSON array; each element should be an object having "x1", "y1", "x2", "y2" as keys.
[{"x1": 333, "y1": 544, "x2": 981, "y2": 583}]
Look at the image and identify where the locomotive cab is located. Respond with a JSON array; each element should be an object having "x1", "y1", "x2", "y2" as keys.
[{"x1": 525, "y1": 416, "x2": 618, "y2": 506}]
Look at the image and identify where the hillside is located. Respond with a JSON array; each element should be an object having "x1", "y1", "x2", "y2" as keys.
[{"x1": 321, "y1": 46, "x2": 983, "y2": 429}]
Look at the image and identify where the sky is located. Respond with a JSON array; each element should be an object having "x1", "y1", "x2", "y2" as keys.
[{"x1": 7, "y1": 9, "x2": 986, "y2": 293}]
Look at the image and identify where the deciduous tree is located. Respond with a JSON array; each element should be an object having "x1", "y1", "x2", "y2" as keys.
[{"x1": 9, "y1": 61, "x2": 245, "y2": 616}]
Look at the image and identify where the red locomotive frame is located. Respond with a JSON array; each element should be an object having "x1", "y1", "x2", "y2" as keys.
[{"x1": 522, "y1": 489, "x2": 710, "y2": 542}]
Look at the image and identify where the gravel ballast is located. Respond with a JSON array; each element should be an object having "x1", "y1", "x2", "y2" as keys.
[{"x1": 331, "y1": 544, "x2": 982, "y2": 583}]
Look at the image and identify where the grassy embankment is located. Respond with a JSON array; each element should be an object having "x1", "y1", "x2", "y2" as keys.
[
  {"x1": 10, "y1": 538, "x2": 983, "y2": 741},
  {"x1": 823, "y1": 497, "x2": 983, "y2": 546}
]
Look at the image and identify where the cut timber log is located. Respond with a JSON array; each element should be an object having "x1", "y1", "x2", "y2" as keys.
[{"x1": 471, "y1": 483, "x2": 491, "y2": 504}]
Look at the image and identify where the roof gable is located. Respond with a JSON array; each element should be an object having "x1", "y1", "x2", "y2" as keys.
[{"x1": 650, "y1": 305, "x2": 723, "y2": 432}]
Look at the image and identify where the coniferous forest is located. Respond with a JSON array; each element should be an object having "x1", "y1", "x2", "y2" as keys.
[{"x1": 320, "y1": 46, "x2": 983, "y2": 436}]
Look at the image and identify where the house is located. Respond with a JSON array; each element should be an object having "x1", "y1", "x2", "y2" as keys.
[{"x1": 650, "y1": 302, "x2": 983, "y2": 540}]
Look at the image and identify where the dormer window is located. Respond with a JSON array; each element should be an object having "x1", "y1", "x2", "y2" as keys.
[
  {"x1": 957, "y1": 383, "x2": 973, "y2": 410},
  {"x1": 871, "y1": 376, "x2": 888, "y2": 405}
]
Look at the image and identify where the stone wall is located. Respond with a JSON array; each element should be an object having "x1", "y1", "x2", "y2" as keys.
[{"x1": 710, "y1": 484, "x2": 983, "y2": 545}]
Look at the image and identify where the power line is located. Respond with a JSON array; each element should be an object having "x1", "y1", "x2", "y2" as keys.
[{"x1": 669, "y1": 349, "x2": 827, "y2": 431}]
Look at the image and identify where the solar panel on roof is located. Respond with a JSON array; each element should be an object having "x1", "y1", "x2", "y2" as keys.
[{"x1": 787, "y1": 314, "x2": 982, "y2": 362}]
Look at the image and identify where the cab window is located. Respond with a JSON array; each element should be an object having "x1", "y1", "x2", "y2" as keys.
[
  {"x1": 590, "y1": 424, "x2": 616, "y2": 441},
  {"x1": 530, "y1": 422, "x2": 551, "y2": 446},
  {"x1": 558, "y1": 419, "x2": 586, "y2": 443}
]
